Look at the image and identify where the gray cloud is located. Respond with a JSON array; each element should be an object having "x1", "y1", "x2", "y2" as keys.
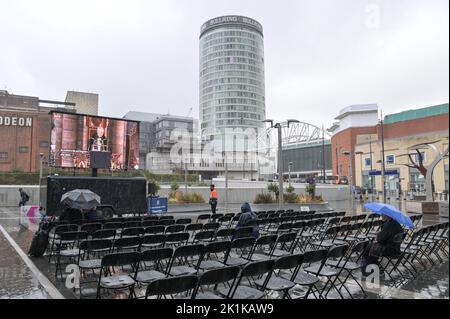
[{"x1": 1, "y1": 0, "x2": 448, "y2": 128}]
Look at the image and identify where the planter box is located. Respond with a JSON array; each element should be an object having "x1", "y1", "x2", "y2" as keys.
[{"x1": 405, "y1": 201, "x2": 439, "y2": 215}]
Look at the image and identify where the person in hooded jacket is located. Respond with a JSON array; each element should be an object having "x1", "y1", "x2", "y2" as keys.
[{"x1": 233, "y1": 202, "x2": 259, "y2": 240}]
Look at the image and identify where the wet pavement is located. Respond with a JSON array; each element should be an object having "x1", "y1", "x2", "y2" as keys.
[
  {"x1": 0, "y1": 202, "x2": 448, "y2": 300},
  {"x1": 0, "y1": 229, "x2": 49, "y2": 299}
]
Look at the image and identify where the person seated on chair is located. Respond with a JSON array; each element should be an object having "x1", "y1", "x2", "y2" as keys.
[
  {"x1": 362, "y1": 215, "x2": 405, "y2": 271},
  {"x1": 232, "y1": 202, "x2": 259, "y2": 240}
]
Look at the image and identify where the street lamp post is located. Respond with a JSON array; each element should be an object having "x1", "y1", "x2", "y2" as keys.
[
  {"x1": 288, "y1": 162, "x2": 293, "y2": 185},
  {"x1": 263, "y1": 119, "x2": 300, "y2": 210},
  {"x1": 39, "y1": 153, "x2": 44, "y2": 207}
]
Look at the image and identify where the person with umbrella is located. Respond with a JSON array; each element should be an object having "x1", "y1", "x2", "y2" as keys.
[
  {"x1": 362, "y1": 203, "x2": 414, "y2": 272},
  {"x1": 60, "y1": 189, "x2": 101, "y2": 222}
]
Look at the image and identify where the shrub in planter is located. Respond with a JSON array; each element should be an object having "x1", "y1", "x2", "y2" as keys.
[{"x1": 254, "y1": 193, "x2": 274, "y2": 204}]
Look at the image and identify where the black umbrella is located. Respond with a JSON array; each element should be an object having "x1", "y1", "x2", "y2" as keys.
[{"x1": 60, "y1": 189, "x2": 101, "y2": 210}]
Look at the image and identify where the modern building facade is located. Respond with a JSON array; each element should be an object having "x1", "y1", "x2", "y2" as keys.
[
  {"x1": 330, "y1": 103, "x2": 449, "y2": 194},
  {"x1": 199, "y1": 16, "x2": 266, "y2": 144},
  {"x1": 282, "y1": 141, "x2": 332, "y2": 182},
  {"x1": 123, "y1": 111, "x2": 194, "y2": 172},
  {"x1": 65, "y1": 91, "x2": 99, "y2": 116},
  {"x1": 0, "y1": 90, "x2": 75, "y2": 172}
]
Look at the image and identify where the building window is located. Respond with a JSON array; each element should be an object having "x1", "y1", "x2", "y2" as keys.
[
  {"x1": 414, "y1": 151, "x2": 426, "y2": 163},
  {"x1": 40, "y1": 141, "x2": 49, "y2": 148},
  {"x1": 365, "y1": 158, "x2": 372, "y2": 167},
  {"x1": 0, "y1": 152, "x2": 8, "y2": 160},
  {"x1": 386, "y1": 155, "x2": 395, "y2": 165},
  {"x1": 19, "y1": 146, "x2": 29, "y2": 153}
]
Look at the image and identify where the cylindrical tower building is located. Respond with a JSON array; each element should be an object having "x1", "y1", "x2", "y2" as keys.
[{"x1": 199, "y1": 15, "x2": 266, "y2": 144}]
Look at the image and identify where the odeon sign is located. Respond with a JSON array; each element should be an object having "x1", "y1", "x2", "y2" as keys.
[{"x1": 0, "y1": 116, "x2": 33, "y2": 127}]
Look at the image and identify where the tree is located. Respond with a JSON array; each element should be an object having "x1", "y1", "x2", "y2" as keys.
[{"x1": 267, "y1": 182, "x2": 279, "y2": 201}]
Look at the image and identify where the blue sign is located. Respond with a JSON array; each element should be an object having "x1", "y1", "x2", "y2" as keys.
[
  {"x1": 147, "y1": 197, "x2": 168, "y2": 214},
  {"x1": 369, "y1": 170, "x2": 399, "y2": 176}
]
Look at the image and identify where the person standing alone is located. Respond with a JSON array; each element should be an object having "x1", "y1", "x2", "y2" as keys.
[
  {"x1": 209, "y1": 184, "x2": 218, "y2": 215},
  {"x1": 18, "y1": 188, "x2": 30, "y2": 207}
]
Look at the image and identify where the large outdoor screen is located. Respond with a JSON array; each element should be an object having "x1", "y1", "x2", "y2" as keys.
[{"x1": 50, "y1": 112, "x2": 139, "y2": 170}]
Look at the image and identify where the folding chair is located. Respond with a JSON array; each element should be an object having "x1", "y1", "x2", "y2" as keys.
[
  {"x1": 165, "y1": 225, "x2": 185, "y2": 234},
  {"x1": 92, "y1": 229, "x2": 116, "y2": 240},
  {"x1": 54, "y1": 231, "x2": 88, "y2": 279},
  {"x1": 164, "y1": 232, "x2": 190, "y2": 248},
  {"x1": 112, "y1": 237, "x2": 142, "y2": 253},
  {"x1": 96, "y1": 252, "x2": 140, "y2": 299},
  {"x1": 193, "y1": 266, "x2": 241, "y2": 299},
  {"x1": 197, "y1": 214, "x2": 212, "y2": 224},
  {"x1": 77, "y1": 239, "x2": 113, "y2": 298},
  {"x1": 141, "y1": 234, "x2": 166, "y2": 250},
  {"x1": 227, "y1": 259, "x2": 275, "y2": 299},
  {"x1": 121, "y1": 227, "x2": 145, "y2": 238},
  {"x1": 145, "y1": 226, "x2": 165, "y2": 235},
  {"x1": 176, "y1": 218, "x2": 192, "y2": 225},
  {"x1": 203, "y1": 222, "x2": 220, "y2": 231},
  {"x1": 192, "y1": 230, "x2": 216, "y2": 244},
  {"x1": 255, "y1": 254, "x2": 303, "y2": 299},
  {"x1": 142, "y1": 220, "x2": 159, "y2": 227},
  {"x1": 199, "y1": 241, "x2": 232, "y2": 271},
  {"x1": 47, "y1": 224, "x2": 79, "y2": 262},
  {"x1": 215, "y1": 228, "x2": 235, "y2": 241},
  {"x1": 270, "y1": 233, "x2": 297, "y2": 257},
  {"x1": 135, "y1": 248, "x2": 173, "y2": 286},
  {"x1": 166, "y1": 244, "x2": 204, "y2": 277},
  {"x1": 80, "y1": 223, "x2": 102, "y2": 236},
  {"x1": 225, "y1": 237, "x2": 256, "y2": 267},
  {"x1": 304, "y1": 244, "x2": 350, "y2": 299},
  {"x1": 145, "y1": 275, "x2": 198, "y2": 299},
  {"x1": 286, "y1": 249, "x2": 327, "y2": 299},
  {"x1": 326, "y1": 240, "x2": 370, "y2": 298},
  {"x1": 159, "y1": 219, "x2": 176, "y2": 226},
  {"x1": 185, "y1": 223, "x2": 203, "y2": 236},
  {"x1": 247, "y1": 235, "x2": 277, "y2": 262}
]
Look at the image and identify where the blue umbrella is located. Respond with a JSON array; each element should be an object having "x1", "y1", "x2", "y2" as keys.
[{"x1": 364, "y1": 202, "x2": 415, "y2": 229}]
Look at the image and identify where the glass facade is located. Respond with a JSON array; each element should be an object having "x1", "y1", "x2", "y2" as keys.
[{"x1": 199, "y1": 16, "x2": 266, "y2": 141}]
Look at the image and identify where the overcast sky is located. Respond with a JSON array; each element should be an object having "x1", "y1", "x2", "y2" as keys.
[{"x1": 1, "y1": 0, "x2": 448, "y2": 128}]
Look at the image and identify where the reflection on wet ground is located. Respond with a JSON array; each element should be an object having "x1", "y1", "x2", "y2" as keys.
[
  {"x1": 0, "y1": 231, "x2": 49, "y2": 299},
  {"x1": 0, "y1": 203, "x2": 448, "y2": 299}
]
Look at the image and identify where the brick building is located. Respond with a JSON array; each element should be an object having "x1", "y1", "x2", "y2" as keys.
[
  {"x1": 330, "y1": 103, "x2": 449, "y2": 194},
  {"x1": 0, "y1": 90, "x2": 75, "y2": 172}
]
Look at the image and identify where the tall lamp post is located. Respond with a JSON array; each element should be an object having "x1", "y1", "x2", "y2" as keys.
[
  {"x1": 263, "y1": 119, "x2": 300, "y2": 210},
  {"x1": 288, "y1": 162, "x2": 293, "y2": 185},
  {"x1": 39, "y1": 153, "x2": 44, "y2": 207}
]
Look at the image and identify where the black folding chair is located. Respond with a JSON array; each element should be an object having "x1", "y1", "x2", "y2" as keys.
[
  {"x1": 121, "y1": 227, "x2": 145, "y2": 238},
  {"x1": 164, "y1": 232, "x2": 190, "y2": 248},
  {"x1": 287, "y1": 249, "x2": 327, "y2": 299},
  {"x1": 96, "y1": 252, "x2": 140, "y2": 299},
  {"x1": 145, "y1": 275, "x2": 198, "y2": 299},
  {"x1": 165, "y1": 225, "x2": 185, "y2": 234},
  {"x1": 112, "y1": 237, "x2": 142, "y2": 253},
  {"x1": 255, "y1": 254, "x2": 303, "y2": 299},
  {"x1": 135, "y1": 248, "x2": 173, "y2": 287},
  {"x1": 193, "y1": 266, "x2": 240, "y2": 299},
  {"x1": 145, "y1": 226, "x2": 165, "y2": 235},
  {"x1": 225, "y1": 237, "x2": 256, "y2": 267},
  {"x1": 141, "y1": 234, "x2": 166, "y2": 250},
  {"x1": 227, "y1": 259, "x2": 275, "y2": 299},
  {"x1": 304, "y1": 244, "x2": 349, "y2": 299},
  {"x1": 54, "y1": 231, "x2": 88, "y2": 279},
  {"x1": 77, "y1": 239, "x2": 113, "y2": 298},
  {"x1": 166, "y1": 244, "x2": 204, "y2": 277},
  {"x1": 176, "y1": 218, "x2": 192, "y2": 225},
  {"x1": 247, "y1": 235, "x2": 277, "y2": 262},
  {"x1": 199, "y1": 241, "x2": 231, "y2": 271},
  {"x1": 92, "y1": 229, "x2": 116, "y2": 240}
]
